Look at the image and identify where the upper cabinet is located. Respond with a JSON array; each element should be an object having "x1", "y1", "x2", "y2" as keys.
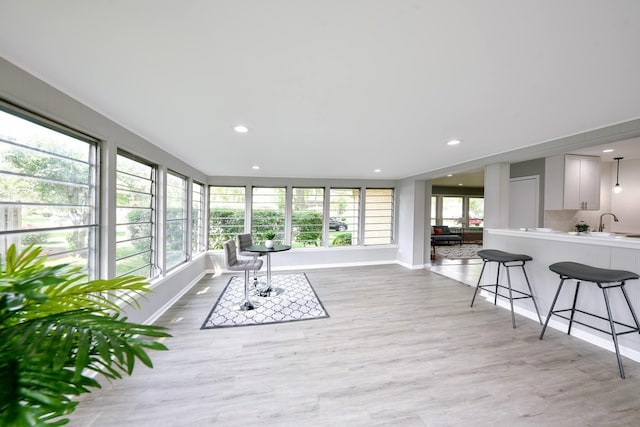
[{"x1": 544, "y1": 154, "x2": 601, "y2": 210}]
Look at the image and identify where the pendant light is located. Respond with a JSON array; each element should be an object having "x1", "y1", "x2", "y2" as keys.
[{"x1": 613, "y1": 157, "x2": 623, "y2": 194}]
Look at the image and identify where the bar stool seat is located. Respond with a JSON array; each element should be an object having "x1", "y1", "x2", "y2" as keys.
[
  {"x1": 471, "y1": 249, "x2": 542, "y2": 328},
  {"x1": 540, "y1": 261, "x2": 640, "y2": 378}
]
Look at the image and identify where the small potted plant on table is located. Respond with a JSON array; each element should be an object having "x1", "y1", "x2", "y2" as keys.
[{"x1": 264, "y1": 231, "x2": 277, "y2": 249}]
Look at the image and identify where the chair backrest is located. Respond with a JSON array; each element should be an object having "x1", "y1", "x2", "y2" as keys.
[
  {"x1": 236, "y1": 233, "x2": 253, "y2": 252},
  {"x1": 223, "y1": 240, "x2": 238, "y2": 267}
]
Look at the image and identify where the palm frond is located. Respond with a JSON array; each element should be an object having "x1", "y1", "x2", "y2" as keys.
[{"x1": 1, "y1": 244, "x2": 171, "y2": 426}]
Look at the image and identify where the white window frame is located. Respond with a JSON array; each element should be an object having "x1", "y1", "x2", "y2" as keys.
[{"x1": 0, "y1": 103, "x2": 99, "y2": 278}]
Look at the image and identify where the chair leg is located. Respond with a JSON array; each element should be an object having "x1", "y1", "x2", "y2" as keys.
[
  {"x1": 470, "y1": 260, "x2": 488, "y2": 307},
  {"x1": 238, "y1": 270, "x2": 258, "y2": 311},
  {"x1": 505, "y1": 264, "x2": 516, "y2": 328},
  {"x1": 494, "y1": 262, "x2": 500, "y2": 306},
  {"x1": 540, "y1": 278, "x2": 566, "y2": 340},
  {"x1": 620, "y1": 284, "x2": 640, "y2": 334},
  {"x1": 521, "y1": 264, "x2": 542, "y2": 325},
  {"x1": 602, "y1": 286, "x2": 625, "y2": 378},
  {"x1": 568, "y1": 281, "x2": 581, "y2": 335}
]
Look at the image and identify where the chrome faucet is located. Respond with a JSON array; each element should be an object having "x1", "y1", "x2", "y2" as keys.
[{"x1": 599, "y1": 212, "x2": 619, "y2": 232}]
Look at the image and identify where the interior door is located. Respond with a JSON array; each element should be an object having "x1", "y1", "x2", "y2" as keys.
[{"x1": 509, "y1": 176, "x2": 539, "y2": 229}]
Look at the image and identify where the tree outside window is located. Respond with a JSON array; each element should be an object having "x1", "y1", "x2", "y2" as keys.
[
  {"x1": 209, "y1": 186, "x2": 245, "y2": 250},
  {"x1": 0, "y1": 109, "x2": 98, "y2": 276},
  {"x1": 291, "y1": 187, "x2": 323, "y2": 247}
]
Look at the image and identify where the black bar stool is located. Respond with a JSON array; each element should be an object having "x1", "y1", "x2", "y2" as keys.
[
  {"x1": 471, "y1": 249, "x2": 542, "y2": 328},
  {"x1": 540, "y1": 262, "x2": 640, "y2": 378}
]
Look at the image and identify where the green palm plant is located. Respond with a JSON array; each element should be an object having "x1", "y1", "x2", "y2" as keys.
[{"x1": 0, "y1": 244, "x2": 171, "y2": 426}]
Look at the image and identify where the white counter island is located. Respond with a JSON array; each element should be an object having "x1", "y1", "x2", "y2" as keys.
[{"x1": 484, "y1": 228, "x2": 640, "y2": 362}]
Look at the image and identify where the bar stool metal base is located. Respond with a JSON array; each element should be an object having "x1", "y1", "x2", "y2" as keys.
[
  {"x1": 237, "y1": 270, "x2": 260, "y2": 311},
  {"x1": 237, "y1": 300, "x2": 260, "y2": 311},
  {"x1": 471, "y1": 249, "x2": 542, "y2": 328},
  {"x1": 540, "y1": 261, "x2": 640, "y2": 378},
  {"x1": 256, "y1": 286, "x2": 284, "y2": 297}
]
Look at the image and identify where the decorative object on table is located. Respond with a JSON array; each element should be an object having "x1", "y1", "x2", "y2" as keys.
[
  {"x1": 201, "y1": 273, "x2": 329, "y2": 328},
  {"x1": 575, "y1": 221, "x2": 590, "y2": 233},
  {"x1": 0, "y1": 244, "x2": 170, "y2": 426},
  {"x1": 264, "y1": 231, "x2": 276, "y2": 249}
]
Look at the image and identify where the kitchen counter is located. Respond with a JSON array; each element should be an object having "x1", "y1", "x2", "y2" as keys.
[
  {"x1": 483, "y1": 228, "x2": 640, "y2": 362},
  {"x1": 489, "y1": 228, "x2": 640, "y2": 249}
]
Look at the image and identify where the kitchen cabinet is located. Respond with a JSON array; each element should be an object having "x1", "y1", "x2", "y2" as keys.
[{"x1": 544, "y1": 154, "x2": 600, "y2": 210}]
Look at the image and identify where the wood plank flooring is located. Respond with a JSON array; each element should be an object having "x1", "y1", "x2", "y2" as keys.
[{"x1": 69, "y1": 264, "x2": 640, "y2": 426}]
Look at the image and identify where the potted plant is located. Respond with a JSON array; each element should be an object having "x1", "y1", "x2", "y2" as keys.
[
  {"x1": 264, "y1": 231, "x2": 277, "y2": 249},
  {"x1": 0, "y1": 244, "x2": 170, "y2": 426},
  {"x1": 575, "y1": 221, "x2": 590, "y2": 233}
]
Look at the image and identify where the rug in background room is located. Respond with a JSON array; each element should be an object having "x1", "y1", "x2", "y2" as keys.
[
  {"x1": 201, "y1": 273, "x2": 329, "y2": 329},
  {"x1": 435, "y1": 244, "x2": 482, "y2": 260}
]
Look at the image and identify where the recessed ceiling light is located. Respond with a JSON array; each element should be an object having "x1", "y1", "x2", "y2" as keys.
[
  {"x1": 447, "y1": 174, "x2": 453, "y2": 177},
  {"x1": 374, "y1": 169, "x2": 382, "y2": 173},
  {"x1": 447, "y1": 139, "x2": 461, "y2": 146},
  {"x1": 602, "y1": 149, "x2": 614, "y2": 153},
  {"x1": 234, "y1": 125, "x2": 249, "y2": 133},
  {"x1": 252, "y1": 165, "x2": 260, "y2": 170},
  {"x1": 458, "y1": 183, "x2": 463, "y2": 186}
]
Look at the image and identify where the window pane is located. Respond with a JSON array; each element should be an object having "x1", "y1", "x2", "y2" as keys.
[
  {"x1": 468, "y1": 197, "x2": 484, "y2": 228},
  {"x1": 364, "y1": 188, "x2": 394, "y2": 245},
  {"x1": 166, "y1": 172, "x2": 187, "y2": 270},
  {"x1": 329, "y1": 188, "x2": 359, "y2": 246},
  {"x1": 431, "y1": 196, "x2": 437, "y2": 225},
  {"x1": 0, "y1": 109, "x2": 98, "y2": 276},
  {"x1": 442, "y1": 196, "x2": 463, "y2": 228},
  {"x1": 116, "y1": 153, "x2": 156, "y2": 278},
  {"x1": 251, "y1": 187, "x2": 286, "y2": 243},
  {"x1": 192, "y1": 182, "x2": 205, "y2": 254},
  {"x1": 291, "y1": 187, "x2": 323, "y2": 247},
  {"x1": 209, "y1": 186, "x2": 245, "y2": 250}
]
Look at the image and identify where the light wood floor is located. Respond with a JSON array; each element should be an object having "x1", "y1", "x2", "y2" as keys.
[{"x1": 69, "y1": 264, "x2": 640, "y2": 426}]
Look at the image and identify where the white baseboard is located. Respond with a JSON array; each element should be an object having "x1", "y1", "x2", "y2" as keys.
[{"x1": 143, "y1": 270, "x2": 208, "y2": 325}]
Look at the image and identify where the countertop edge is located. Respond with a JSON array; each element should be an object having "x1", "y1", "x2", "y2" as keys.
[{"x1": 486, "y1": 228, "x2": 640, "y2": 249}]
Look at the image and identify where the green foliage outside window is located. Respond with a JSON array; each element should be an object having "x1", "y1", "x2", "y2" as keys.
[
  {"x1": 292, "y1": 211, "x2": 322, "y2": 246},
  {"x1": 208, "y1": 208, "x2": 245, "y2": 249},
  {"x1": 331, "y1": 232, "x2": 352, "y2": 246}
]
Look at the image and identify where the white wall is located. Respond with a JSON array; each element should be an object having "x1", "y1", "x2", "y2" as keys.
[
  {"x1": 396, "y1": 178, "x2": 427, "y2": 268},
  {"x1": 483, "y1": 162, "x2": 511, "y2": 232},
  {"x1": 611, "y1": 159, "x2": 640, "y2": 233},
  {"x1": 1, "y1": 57, "x2": 209, "y2": 324}
]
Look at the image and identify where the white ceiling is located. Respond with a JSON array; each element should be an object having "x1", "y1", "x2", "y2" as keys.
[{"x1": 1, "y1": 1, "x2": 640, "y2": 180}]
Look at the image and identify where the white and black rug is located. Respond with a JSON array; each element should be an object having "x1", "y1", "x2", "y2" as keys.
[
  {"x1": 201, "y1": 273, "x2": 329, "y2": 329},
  {"x1": 435, "y1": 244, "x2": 482, "y2": 260}
]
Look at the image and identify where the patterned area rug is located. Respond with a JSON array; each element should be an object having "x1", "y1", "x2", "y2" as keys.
[
  {"x1": 435, "y1": 244, "x2": 482, "y2": 259},
  {"x1": 201, "y1": 273, "x2": 329, "y2": 329}
]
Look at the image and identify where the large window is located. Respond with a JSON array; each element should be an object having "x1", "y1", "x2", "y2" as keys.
[
  {"x1": 430, "y1": 196, "x2": 438, "y2": 225},
  {"x1": 432, "y1": 195, "x2": 484, "y2": 229},
  {"x1": 209, "y1": 186, "x2": 245, "y2": 250},
  {"x1": 0, "y1": 108, "x2": 98, "y2": 277},
  {"x1": 468, "y1": 197, "x2": 485, "y2": 228},
  {"x1": 364, "y1": 188, "x2": 394, "y2": 245},
  {"x1": 251, "y1": 187, "x2": 286, "y2": 243},
  {"x1": 442, "y1": 196, "x2": 463, "y2": 228},
  {"x1": 329, "y1": 188, "x2": 360, "y2": 246},
  {"x1": 192, "y1": 181, "x2": 205, "y2": 255},
  {"x1": 291, "y1": 187, "x2": 324, "y2": 247},
  {"x1": 166, "y1": 171, "x2": 187, "y2": 270},
  {"x1": 115, "y1": 153, "x2": 157, "y2": 278}
]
